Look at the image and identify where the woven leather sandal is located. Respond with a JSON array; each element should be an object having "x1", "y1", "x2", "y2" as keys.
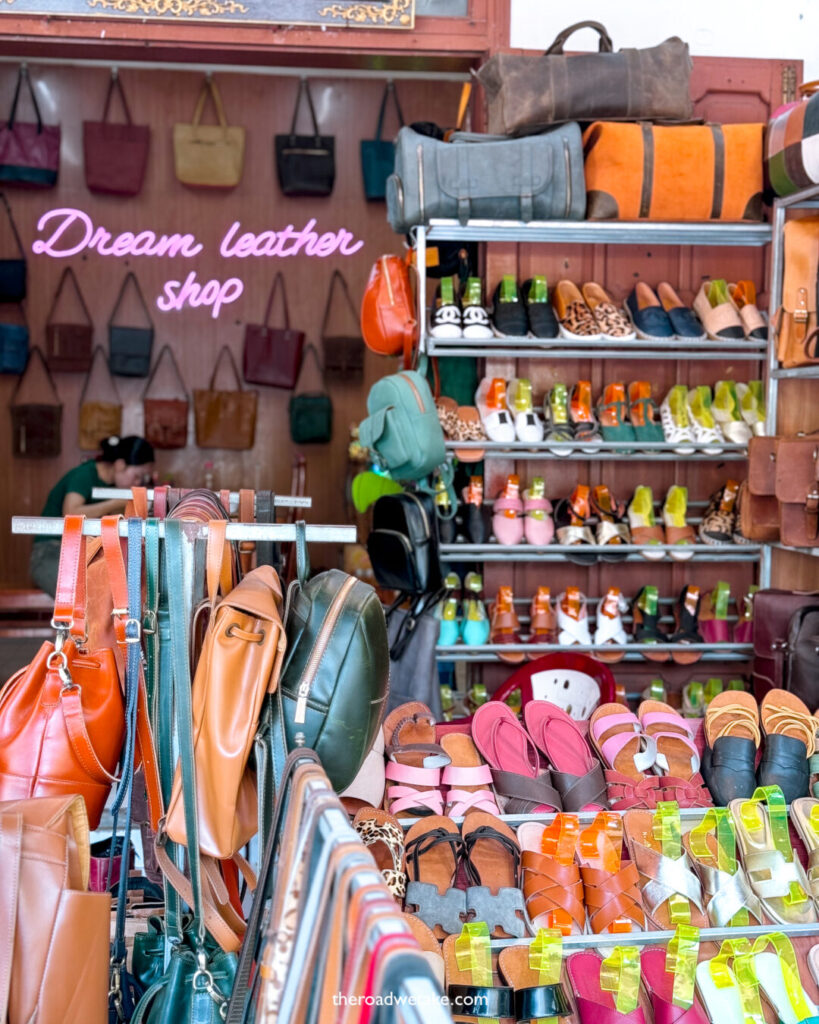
[
  {"x1": 702, "y1": 691, "x2": 760, "y2": 805},
  {"x1": 577, "y1": 813, "x2": 646, "y2": 934},
  {"x1": 518, "y1": 818, "x2": 586, "y2": 934},
  {"x1": 462, "y1": 811, "x2": 526, "y2": 939}
]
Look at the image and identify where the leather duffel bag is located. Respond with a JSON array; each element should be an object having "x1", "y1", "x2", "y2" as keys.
[
  {"x1": 387, "y1": 124, "x2": 586, "y2": 233},
  {"x1": 477, "y1": 21, "x2": 693, "y2": 136},
  {"x1": 583, "y1": 121, "x2": 765, "y2": 221}
]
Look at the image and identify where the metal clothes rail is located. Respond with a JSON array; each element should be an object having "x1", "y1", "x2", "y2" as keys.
[
  {"x1": 11, "y1": 517, "x2": 355, "y2": 544},
  {"x1": 91, "y1": 488, "x2": 311, "y2": 510}
]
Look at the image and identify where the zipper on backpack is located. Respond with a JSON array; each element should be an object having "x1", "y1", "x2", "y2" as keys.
[
  {"x1": 399, "y1": 372, "x2": 425, "y2": 413},
  {"x1": 294, "y1": 575, "x2": 357, "y2": 724}
]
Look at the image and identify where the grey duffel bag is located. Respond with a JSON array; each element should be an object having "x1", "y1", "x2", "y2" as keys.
[{"x1": 386, "y1": 124, "x2": 586, "y2": 233}]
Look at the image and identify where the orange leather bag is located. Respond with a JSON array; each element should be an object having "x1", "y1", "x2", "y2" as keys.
[
  {"x1": 360, "y1": 253, "x2": 416, "y2": 368},
  {"x1": 0, "y1": 795, "x2": 111, "y2": 1024},
  {"x1": 583, "y1": 122, "x2": 765, "y2": 221},
  {"x1": 164, "y1": 521, "x2": 286, "y2": 860},
  {"x1": 0, "y1": 516, "x2": 125, "y2": 830},
  {"x1": 776, "y1": 216, "x2": 819, "y2": 367}
]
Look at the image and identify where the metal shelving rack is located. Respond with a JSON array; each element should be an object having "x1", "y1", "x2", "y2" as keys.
[{"x1": 444, "y1": 440, "x2": 749, "y2": 461}]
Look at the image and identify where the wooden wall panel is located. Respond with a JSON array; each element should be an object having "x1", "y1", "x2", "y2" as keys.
[{"x1": 0, "y1": 63, "x2": 463, "y2": 585}]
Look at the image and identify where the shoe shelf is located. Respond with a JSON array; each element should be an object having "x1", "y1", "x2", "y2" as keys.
[
  {"x1": 422, "y1": 218, "x2": 773, "y2": 246},
  {"x1": 439, "y1": 542, "x2": 761, "y2": 563},
  {"x1": 426, "y1": 335, "x2": 767, "y2": 361},
  {"x1": 444, "y1": 440, "x2": 749, "y2": 461},
  {"x1": 771, "y1": 365, "x2": 819, "y2": 380},
  {"x1": 435, "y1": 642, "x2": 752, "y2": 663}
]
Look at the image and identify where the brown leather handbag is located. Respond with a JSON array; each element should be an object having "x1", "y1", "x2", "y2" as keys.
[
  {"x1": 45, "y1": 266, "x2": 93, "y2": 373},
  {"x1": 775, "y1": 431, "x2": 819, "y2": 547},
  {"x1": 242, "y1": 272, "x2": 305, "y2": 389},
  {"x1": 745, "y1": 436, "x2": 781, "y2": 541},
  {"x1": 83, "y1": 70, "x2": 150, "y2": 197},
  {"x1": 0, "y1": 794, "x2": 111, "y2": 1024},
  {"x1": 477, "y1": 22, "x2": 693, "y2": 136},
  {"x1": 79, "y1": 345, "x2": 122, "y2": 451},
  {"x1": 322, "y1": 269, "x2": 364, "y2": 383},
  {"x1": 775, "y1": 216, "x2": 819, "y2": 367},
  {"x1": 194, "y1": 345, "x2": 257, "y2": 450},
  {"x1": 10, "y1": 346, "x2": 62, "y2": 458},
  {"x1": 753, "y1": 588, "x2": 819, "y2": 699},
  {"x1": 142, "y1": 343, "x2": 189, "y2": 449},
  {"x1": 165, "y1": 523, "x2": 286, "y2": 859},
  {"x1": 0, "y1": 516, "x2": 126, "y2": 830}
]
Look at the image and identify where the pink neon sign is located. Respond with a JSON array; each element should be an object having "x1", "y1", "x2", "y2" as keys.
[{"x1": 31, "y1": 207, "x2": 365, "y2": 319}]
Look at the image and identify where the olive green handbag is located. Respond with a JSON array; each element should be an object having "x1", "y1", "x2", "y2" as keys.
[{"x1": 256, "y1": 522, "x2": 388, "y2": 817}]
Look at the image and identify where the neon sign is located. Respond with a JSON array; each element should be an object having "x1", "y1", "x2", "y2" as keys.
[{"x1": 31, "y1": 207, "x2": 365, "y2": 319}]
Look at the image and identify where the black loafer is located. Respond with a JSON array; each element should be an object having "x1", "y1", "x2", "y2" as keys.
[
  {"x1": 757, "y1": 733, "x2": 810, "y2": 803},
  {"x1": 702, "y1": 735, "x2": 757, "y2": 805}
]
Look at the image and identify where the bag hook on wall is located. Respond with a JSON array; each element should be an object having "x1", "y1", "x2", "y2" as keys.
[{"x1": 111, "y1": 66, "x2": 118, "y2": 81}]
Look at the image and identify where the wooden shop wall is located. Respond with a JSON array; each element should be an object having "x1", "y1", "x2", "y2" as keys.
[{"x1": 0, "y1": 64, "x2": 462, "y2": 586}]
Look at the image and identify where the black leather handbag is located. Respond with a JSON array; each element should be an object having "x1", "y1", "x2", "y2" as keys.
[
  {"x1": 275, "y1": 80, "x2": 335, "y2": 198},
  {"x1": 367, "y1": 492, "x2": 442, "y2": 596},
  {"x1": 109, "y1": 271, "x2": 154, "y2": 377},
  {"x1": 0, "y1": 192, "x2": 26, "y2": 302}
]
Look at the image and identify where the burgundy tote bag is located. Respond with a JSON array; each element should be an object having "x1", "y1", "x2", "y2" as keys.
[
  {"x1": 242, "y1": 273, "x2": 305, "y2": 389},
  {"x1": 0, "y1": 65, "x2": 60, "y2": 189},
  {"x1": 83, "y1": 71, "x2": 150, "y2": 197}
]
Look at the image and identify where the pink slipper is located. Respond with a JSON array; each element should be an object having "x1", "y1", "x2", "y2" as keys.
[
  {"x1": 567, "y1": 952, "x2": 647, "y2": 1024},
  {"x1": 493, "y1": 494, "x2": 524, "y2": 545},
  {"x1": 471, "y1": 702, "x2": 560, "y2": 813},
  {"x1": 523, "y1": 492, "x2": 554, "y2": 546},
  {"x1": 440, "y1": 733, "x2": 500, "y2": 817},
  {"x1": 523, "y1": 702, "x2": 608, "y2": 812},
  {"x1": 641, "y1": 948, "x2": 708, "y2": 1024}
]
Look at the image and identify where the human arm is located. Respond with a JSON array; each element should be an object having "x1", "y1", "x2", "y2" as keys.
[{"x1": 61, "y1": 492, "x2": 127, "y2": 517}]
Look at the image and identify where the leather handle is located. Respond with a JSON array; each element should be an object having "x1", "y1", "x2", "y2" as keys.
[
  {"x1": 62, "y1": 687, "x2": 120, "y2": 784},
  {"x1": 261, "y1": 272, "x2": 291, "y2": 329},
  {"x1": 0, "y1": 192, "x2": 25, "y2": 260},
  {"x1": 192, "y1": 75, "x2": 228, "y2": 129},
  {"x1": 102, "y1": 70, "x2": 133, "y2": 126},
  {"x1": 0, "y1": 811, "x2": 22, "y2": 1023},
  {"x1": 130, "y1": 486, "x2": 149, "y2": 519},
  {"x1": 374, "y1": 80, "x2": 405, "y2": 141},
  {"x1": 141, "y1": 344, "x2": 188, "y2": 402},
  {"x1": 205, "y1": 518, "x2": 228, "y2": 607},
  {"x1": 294, "y1": 519, "x2": 310, "y2": 584},
  {"x1": 8, "y1": 64, "x2": 43, "y2": 132},
  {"x1": 109, "y1": 270, "x2": 153, "y2": 332},
  {"x1": 208, "y1": 345, "x2": 243, "y2": 392},
  {"x1": 290, "y1": 77, "x2": 321, "y2": 139},
  {"x1": 53, "y1": 514, "x2": 87, "y2": 637},
  {"x1": 46, "y1": 266, "x2": 94, "y2": 328},
  {"x1": 78, "y1": 345, "x2": 121, "y2": 407},
  {"x1": 544, "y1": 20, "x2": 613, "y2": 54},
  {"x1": 321, "y1": 269, "x2": 358, "y2": 340},
  {"x1": 10, "y1": 345, "x2": 60, "y2": 406}
]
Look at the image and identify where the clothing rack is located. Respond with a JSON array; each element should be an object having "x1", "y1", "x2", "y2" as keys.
[
  {"x1": 11, "y1": 516, "x2": 355, "y2": 544},
  {"x1": 91, "y1": 488, "x2": 312, "y2": 510}
]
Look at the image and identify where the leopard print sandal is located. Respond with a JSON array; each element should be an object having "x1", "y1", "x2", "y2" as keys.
[{"x1": 353, "y1": 807, "x2": 407, "y2": 900}]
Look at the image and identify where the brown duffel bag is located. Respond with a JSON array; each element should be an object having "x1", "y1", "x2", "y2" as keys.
[
  {"x1": 0, "y1": 794, "x2": 110, "y2": 1024},
  {"x1": 477, "y1": 21, "x2": 693, "y2": 136}
]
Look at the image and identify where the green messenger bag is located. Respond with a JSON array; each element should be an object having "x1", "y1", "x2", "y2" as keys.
[{"x1": 256, "y1": 522, "x2": 389, "y2": 819}]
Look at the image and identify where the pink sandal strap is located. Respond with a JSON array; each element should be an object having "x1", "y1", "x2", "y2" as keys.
[
  {"x1": 640, "y1": 711, "x2": 693, "y2": 737},
  {"x1": 386, "y1": 762, "x2": 441, "y2": 786},
  {"x1": 442, "y1": 764, "x2": 493, "y2": 786},
  {"x1": 523, "y1": 497, "x2": 553, "y2": 513},
  {"x1": 591, "y1": 711, "x2": 639, "y2": 744},
  {"x1": 447, "y1": 788, "x2": 500, "y2": 817},
  {"x1": 387, "y1": 785, "x2": 444, "y2": 815},
  {"x1": 600, "y1": 731, "x2": 657, "y2": 773},
  {"x1": 493, "y1": 496, "x2": 523, "y2": 514}
]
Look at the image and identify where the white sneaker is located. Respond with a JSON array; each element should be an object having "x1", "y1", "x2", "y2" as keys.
[
  {"x1": 430, "y1": 302, "x2": 462, "y2": 339},
  {"x1": 475, "y1": 377, "x2": 515, "y2": 443},
  {"x1": 462, "y1": 304, "x2": 494, "y2": 339}
]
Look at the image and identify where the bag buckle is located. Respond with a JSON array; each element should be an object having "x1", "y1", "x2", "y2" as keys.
[
  {"x1": 142, "y1": 609, "x2": 158, "y2": 636},
  {"x1": 192, "y1": 948, "x2": 229, "y2": 1020}
]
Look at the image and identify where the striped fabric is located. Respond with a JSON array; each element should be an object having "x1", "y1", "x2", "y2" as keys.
[{"x1": 767, "y1": 93, "x2": 819, "y2": 197}]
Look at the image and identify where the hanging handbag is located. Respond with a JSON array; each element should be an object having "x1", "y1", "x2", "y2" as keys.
[
  {"x1": 0, "y1": 65, "x2": 60, "y2": 188},
  {"x1": 109, "y1": 271, "x2": 154, "y2": 377},
  {"x1": 775, "y1": 216, "x2": 819, "y2": 368},
  {"x1": 174, "y1": 76, "x2": 245, "y2": 190},
  {"x1": 0, "y1": 191, "x2": 26, "y2": 300},
  {"x1": 0, "y1": 301, "x2": 28, "y2": 373},
  {"x1": 288, "y1": 344, "x2": 332, "y2": 444},
  {"x1": 83, "y1": 70, "x2": 150, "y2": 197},
  {"x1": 142, "y1": 344, "x2": 189, "y2": 449},
  {"x1": 360, "y1": 81, "x2": 403, "y2": 201},
  {"x1": 194, "y1": 345, "x2": 257, "y2": 450},
  {"x1": 79, "y1": 346, "x2": 122, "y2": 451},
  {"x1": 242, "y1": 273, "x2": 305, "y2": 389},
  {"x1": 275, "y1": 79, "x2": 335, "y2": 197},
  {"x1": 0, "y1": 516, "x2": 126, "y2": 830},
  {"x1": 360, "y1": 253, "x2": 416, "y2": 366},
  {"x1": 45, "y1": 266, "x2": 93, "y2": 372},
  {"x1": 477, "y1": 22, "x2": 693, "y2": 135},
  {"x1": 774, "y1": 431, "x2": 819, "y2": 548},
  {"x1": 321, "y1": 269, "x2": 364, "y2": 383},
  {"x1": 10, "y1": 346, "x2": 61, "y2": 457},
  {"x1": 0, "y1": 795, "x2": 111, "y2": 1024},
  {"x1": 753, "y1": 588, "x2": 819, "y2": 699}
]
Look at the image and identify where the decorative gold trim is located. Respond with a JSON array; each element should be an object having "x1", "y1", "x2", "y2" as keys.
[
  {"x1": 318, "y1": 0, "x2": 412, "y2": 27},
  {"x1": 87, "y1": 0, "x2": 246, "y2": 15}
]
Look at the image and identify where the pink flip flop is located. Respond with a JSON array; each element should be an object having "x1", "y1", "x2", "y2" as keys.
[
  {"x1": 471, "y1": 702, "x2": 561, "y2": 814},
  {"x1": 567, "y1": 952, "x2": 647, "y2": 1024},
  {"x1": 640, "y1": 948, "x2": 708, "y2": 1024},
  {"x1": 523, "y1": 702, "x2": 608, "y2": 812},
  {"x1": 523, "y1": 492, "x2": 554, "y2": 546}
]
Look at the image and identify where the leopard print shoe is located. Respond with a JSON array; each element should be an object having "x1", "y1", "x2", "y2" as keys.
[
  {"x1": 698, "y1": 481, "x2": 740, "y2": 546},
  {"x1": 353, "y1": 808, "x2": 407, "y2": 900},
  {"x1": 553, "y1": 280, "x2": 602, "y2": 340},
  {"x1": 582, "y1": 282, "x2": 637, "y2": 340}
]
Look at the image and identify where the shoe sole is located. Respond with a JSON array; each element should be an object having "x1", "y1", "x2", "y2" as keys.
[
  {"x1": 558, "y1": 324, "x2": 603, "y2": 342},
  {"x1": 430, "y1": 326, "x2": 463, "y2": 339},
  {"x1": 463, "y1": 327, "x2": 495, "y2": 339}
]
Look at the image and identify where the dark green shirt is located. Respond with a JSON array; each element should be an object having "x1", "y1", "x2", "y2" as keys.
[{"x1": 36, "y1": 461, "x2": 104, "y2": 542}]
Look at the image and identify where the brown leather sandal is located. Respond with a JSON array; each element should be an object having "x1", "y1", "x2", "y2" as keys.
[
  {"x1": 490, "y1": 586, "x2": 525, "y2": 664},
  {"x1": 518, "y1": 821, "x2": 585, "y2": 935}
]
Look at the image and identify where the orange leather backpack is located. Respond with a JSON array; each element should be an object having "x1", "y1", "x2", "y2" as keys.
[{"x1": 360, "y1": 253, "x2": 416, "y2": 368}]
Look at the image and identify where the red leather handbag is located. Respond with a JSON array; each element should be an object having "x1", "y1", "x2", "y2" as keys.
[
  {"x1": 0, "y1": 515, "x2": 125, "y2": 829},
  {"x1": 44, "y1": 266, "x2": 94, "y2": 373},
  {"x1": 0, "y1": 65, "x2": 60, "y2": 189},
  {"x1": 360, "y1": 254, "x2": 416, "y2": 368},
  {"x1": 242, "y1": 272, "x2": 305, "y2": 389},
  {"x1": 83, "y1": 70, "x2": 150, "y2": 197}
]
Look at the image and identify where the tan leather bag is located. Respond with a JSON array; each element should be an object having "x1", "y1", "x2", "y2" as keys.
[
  {"x1": 775, "y1": 432, "x2": 819, "y2": 547},
  {"x1": 173, "y1": 76, "x2": 245, "y2": 190},
  {"x1": 776, "y1": 216, "x2": 819, "y2": 367},
  {"x1": 0, "y1": 795, "x2": 110, "y2": 1024},
  {"x1": 165, "y1": 524, "x2": 286, "y2": 859},
  {"x1": 78, "y1": 346, "x2": 122, "y2": 451},
  {"x1": 193, "y1": 345, "x2": 257, "y2": 450}
]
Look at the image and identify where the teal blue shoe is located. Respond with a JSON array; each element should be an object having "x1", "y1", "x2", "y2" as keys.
[
  {"x1": 438, "y1": 595, "x2": 461, "y2": 646},
  {"x1": 461, "y1": 572, "x2": 490, "y2": 646}
]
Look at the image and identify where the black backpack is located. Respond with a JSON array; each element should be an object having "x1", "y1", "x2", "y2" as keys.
[
  {"x1": 367, "y1": 492, "x2": 442, "y2": 596},
  {"x1": 787, "y1": 605, "x2": 819, "y2": 707}
]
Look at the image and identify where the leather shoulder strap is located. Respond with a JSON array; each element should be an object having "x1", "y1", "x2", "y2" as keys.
[
  {"x1": 53, "y1": 514, "x2": 87, "y2": 640},
  {"x1": 0, "y1": 811, "x2": 22, "y2": 1022}
]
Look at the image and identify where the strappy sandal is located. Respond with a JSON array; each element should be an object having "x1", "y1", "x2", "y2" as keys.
[
  {"x1": 662, "y1": 484, "x2": 696, "y2": 561},
  {"x1": 589, "y1": 703, "x2": 660, "y2": 810},
  {"x1": 632, "y1": 585, "x2": 670, "y2": 662},
  {"x1": 570, "y1": 379, "x2": 602, "y2": 452},
  {"x1": 628, "y1": 381, "x2": 666, "y2": 445},
  {"x1": 489, "y1": 585, "x2": 525, "y2": 664},
  {"x1": 554, "y1": 486, "x2": 596, "y2": 565},
  {"x1": 544, "y1": 382, "x2": 574, "y2": 456},
  {"x1": 523, "y1": 478, "x2": 553, "y2": 546},
  {"x1": 758, "y1": 689, "x2": 815, "y2": 802},
  {"x1": 556, "y1": 587, "x2": 593, "y2": 647},
  {"x1": 352, "y1": 808, "x2": 407, "y2": 900},
  {"x1": 576, "y1": 811, "x2": 646, "y2": 934},
  {"x1": 682, "y1": 807, "x2": 763, "y2": 927},
  {"x1": 638, "y1": 699, "x2": 712, "y2": 808},
  {"x1": 462, "y1": 812, "x2": 526, "y2": 938},
  {"x1": 670, "y1": 584, "x2": 704, "y2": 665},
  {"x1": 472, "y1": 701, "x2": 561, "y2": 815},
  {"x1": 441, "y1": 734, "x2": 500, "y2": 818},
  {"x1": 499, "y1": 942, "x2": 574, "y2": 1021},
  {"x1": 383, "y1": 702, "x2": 450, "y2": 817},
  {"x1": 518, "y1": 817, "x2": 586, "y2": 934},
  {"x1": 596, "y1": 382, "x2": 636, "y2": 451},
  {"x1": 568, "y1": 951, "x2": 647, "y2": 1024},
  {"x1": 698, "y1": 480, "x2": 740, "y2": 545},
  {"x1": 642, "y1": 946, "x2": 709, "y2": 1024},
  {"x1": 403, "y1": 815, "x2": 466, "y2": 939},
  {"x1": 661, "y1": 384, "x2": 696, "y2": 454},
  {"x1": 627, "y1": 485, "x2": 666, "y2": 559},
  {"x1": 525, "y1": 701, "x2": 608, "y2": 811},
  {"x1": 702, "y1": 691, "x2": 760, "y2": 806},
  {"x1": 790, "y1": 797, "x2": 819, "y2": 903},
  {"x1": 698, "y1": 582, "x2": 731, "y2": 643},
  {"x1": 453, "y1": 405, "x2": 487, "y2": 463},
  {"x1": 528, "y1": 586, "x2": 556, "y2": 645},
  {"x1": 593, "y1": 587, "x2": 630, "y2": 664},
  {"x1": 590, "y1": 484, "x2": 630, "y2": 562},
  {"x1": 729, "y1": 785, "x2": 818, "y2": 925},
  {"x1": 623, "y1": 805, "x2": 709, "y2": 930},
  {"x1": 687, "y1": 385, "x2": 724, "y2": 454}
]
